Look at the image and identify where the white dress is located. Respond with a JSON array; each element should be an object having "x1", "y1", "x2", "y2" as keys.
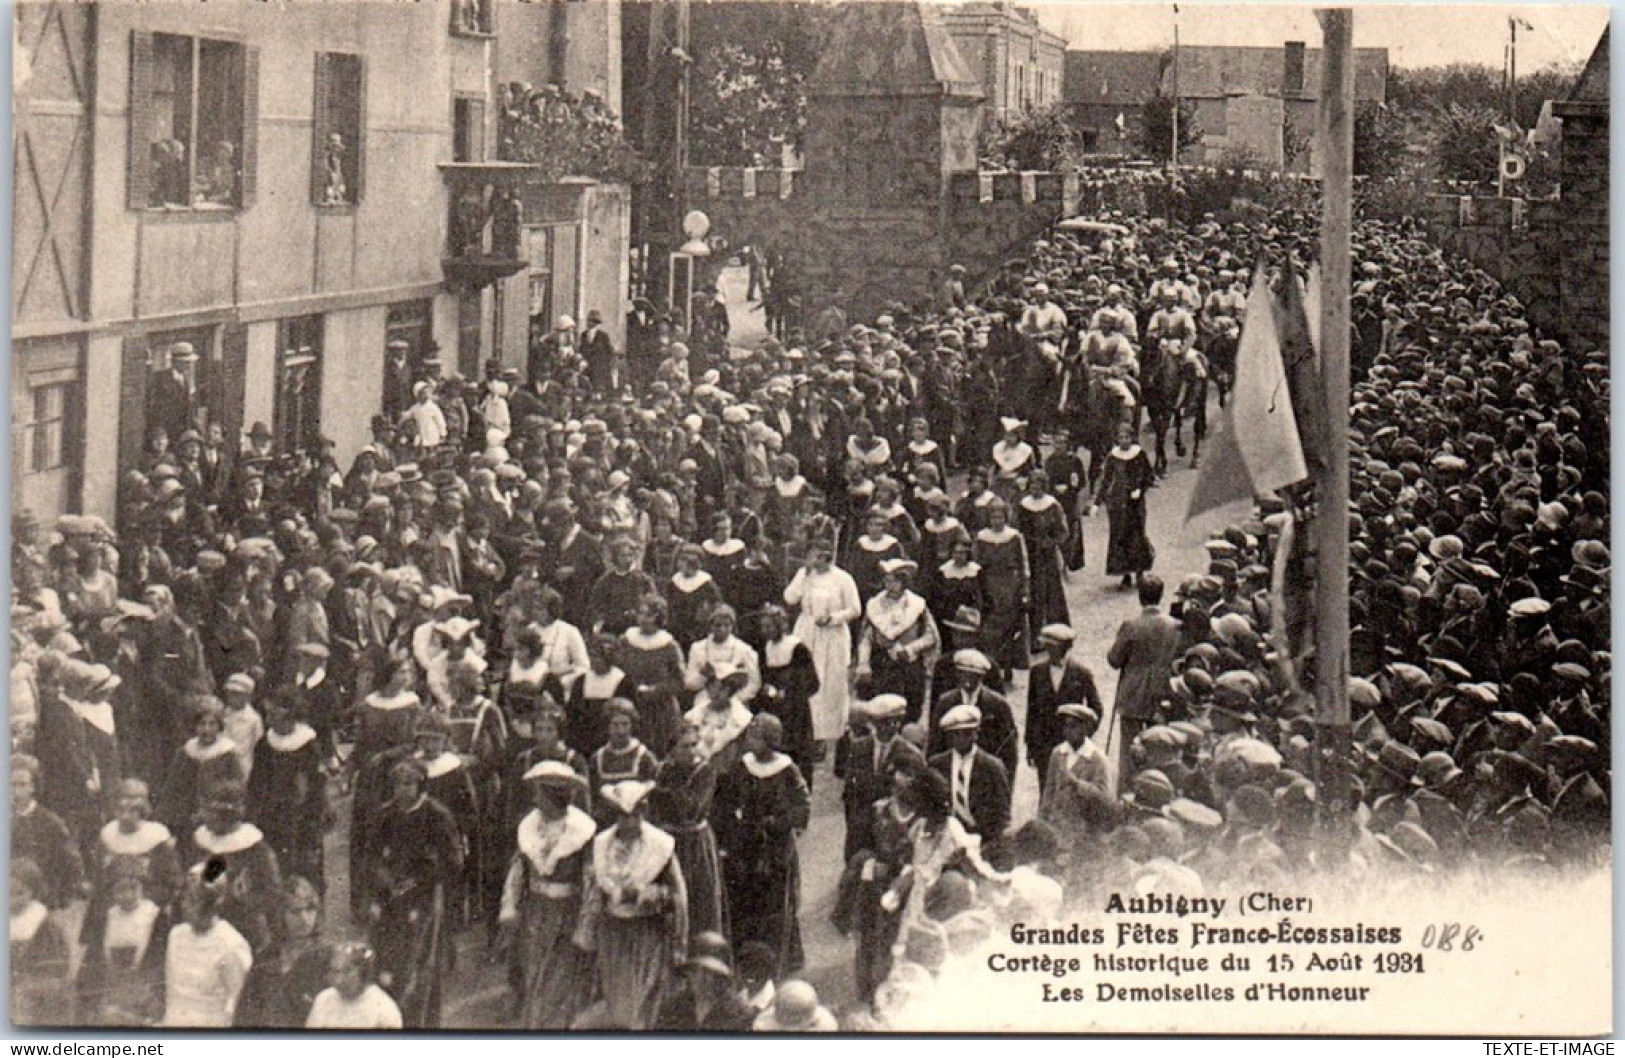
[
  {"x1": 783, "y1": 565, "x2": 862, "y2": 741},
  {"x1": 162, "y1": 920, "x2": 252, "y2": 1027},
  {"x1": 306, "y1": 984, "x2": 405, "y2": 1029}
]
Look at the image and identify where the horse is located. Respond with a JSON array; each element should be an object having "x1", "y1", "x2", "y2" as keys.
[
  {"x1": 1172, "y1": 346, "x2": 1210, "y2": 467},
  {"x1": 1204, "y1": 318, "x2": 1240, "y2": 408},
  {"x1": 1139, "y1": 338, "x2": 1187, "y2": 477},
  {"x1": 990, "y1": 319, "x2": 1061, "y2": 437}
]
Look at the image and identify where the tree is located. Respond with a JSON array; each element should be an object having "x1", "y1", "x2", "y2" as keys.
[
  {"x1": 687, "y1": 1, "x2": 826, "y2": 166},
  {"x1": 1430, "y1": 102, "x2": 1502, "y2": 184},
  {"x1": 1137, "y1": 95, "x2": 1200, "y2": 162},
  {"x1": 978, "y1": 103, "x2": 1082, "y2": 171},
  {"x1": 1353, "y1": 102, "x2": 1407, "y2": 178}
]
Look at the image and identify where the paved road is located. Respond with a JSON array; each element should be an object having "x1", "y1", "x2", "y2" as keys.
[{"x1": 313, "y1": 282, "x2": 1246, "y2": 1024}]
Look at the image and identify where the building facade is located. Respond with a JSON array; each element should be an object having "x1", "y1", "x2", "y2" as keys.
[
  {"x1": 939, "y1": 2, "x2": 1065, "y2": 128},
  {"x1": 1162, "y1": 42, "x2": 1389, "y2": 171},
  {"x1": 1062, "y1": 50, "x2": 1167, "y2": 154},
  {"x1": 12, "y1": 0, "x2": 628, "y2": 524}
]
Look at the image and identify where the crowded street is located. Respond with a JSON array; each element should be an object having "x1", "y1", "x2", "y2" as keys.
[{"x1": 9, "y1": 0, "x2": 1611, "y2": 1036}]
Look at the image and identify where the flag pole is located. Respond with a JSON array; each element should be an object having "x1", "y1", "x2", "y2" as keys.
[{"x1": 1313, "y1": 8, "x2": 1353, "y2": 840}]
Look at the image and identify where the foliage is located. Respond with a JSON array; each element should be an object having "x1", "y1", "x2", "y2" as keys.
[
  {"x1": 1352, "y1": 102, "x2": 1408, "y2": 178},
  {"x1": 1137, "y1": 95, "x2": 1201, "y2": 162},
  {"x1": 1429, "y1": 101, "x2": 1503, "y2": 184},
  {"x1": 687, "y1": 1, "x2": 826, "y2": 166},
  {"x1": 977, "y1": 102, "x2": 1083, "y2": 171},
  {"x1": 1382, "y1": 61, "x2": 1579, "y2": 192},
  {"x1": 1388, "y1": 61, "x2": 1579, "y2": 133},
  {"x1": 499, "y1": 85, "x2": 650, "y2": 185}
]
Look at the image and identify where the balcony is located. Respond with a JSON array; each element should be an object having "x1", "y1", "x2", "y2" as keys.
[{"x1": 438, "y1": 161, "x2": 538, "y2": 289}]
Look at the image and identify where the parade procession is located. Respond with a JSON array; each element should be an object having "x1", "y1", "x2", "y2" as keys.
[{"x1": 7, "y1": 0, "x2": 1613, "y2": 1037}]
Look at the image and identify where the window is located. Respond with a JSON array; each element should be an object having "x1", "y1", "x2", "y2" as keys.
[
  {"x1": 275, "y1": 316, "x2": 323, "y2": 454},
  {"x1": 24, "y1": 377, "x2": 73, "y2": 473},
  {"x1": 312, "y1": 53, "x2": 366, "y2": 206},
  {"x1": 451, "y1": 0, "x2": 492, "y2": 36},
  {"x1": 128, "y1": 32, "x2": 258, "y2": 211}
]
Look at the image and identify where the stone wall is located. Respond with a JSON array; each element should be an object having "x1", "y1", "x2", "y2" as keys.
[
  {"x1": 1423, "y1": 194, "x2": 1564, "y2": 340},
  {"x1": 678, "y1": 165, "x2": 1081, "y2": 319}
]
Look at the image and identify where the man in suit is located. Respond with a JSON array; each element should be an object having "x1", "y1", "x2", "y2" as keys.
[
  {"x1": 1106, "y1": 574, "x2": 1182, "y2": 751},
  {"x1": 581, "y1": 309, "x2": 620, "y2": 395},
  {"x1": 833, "y1": 693, "x2": 907, "y2": 862},
  {"x1": 1025, "y1": 623, "x2": 1104, "y2": 790},
  {"x1": 626, "y1": 299, "x2": 661, "y2": 395},
  {"x1": 690, "y1": 415, "x2": 729, "y2": 531},
  {"x1": 542, "y1": 498, "x2": 605, "y2": 622},
  {"x1": 928, "y1": 649, "x2": 1018, "y2": 782},
  {"x1": 929, "y1": 704, "x2": 1011, "y2": 867}
]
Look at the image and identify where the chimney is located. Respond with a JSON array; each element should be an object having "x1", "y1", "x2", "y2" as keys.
[{"x1": 1283, "y1": 41, "x2": 1306, "y2": 97}]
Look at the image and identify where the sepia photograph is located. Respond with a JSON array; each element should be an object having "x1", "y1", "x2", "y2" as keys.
[{"x1": 6, "y1": 0, "x2": 1612, "y2": 1036}]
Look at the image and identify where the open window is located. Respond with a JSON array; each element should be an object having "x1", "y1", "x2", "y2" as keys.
[
  {"x1": 451, "y1": 0, "x2": 492, "y2": 36},
  {"x1": 128, "y1": 32, "x2": 258, "y2": 211},
  {"x1": 312, "y1": 53, "x2": 366, "y2": 206}
]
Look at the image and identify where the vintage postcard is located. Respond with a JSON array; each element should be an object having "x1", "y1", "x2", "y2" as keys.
[{"x1": 8, "y1": 0, "x2": 1610, "y2": 1036}]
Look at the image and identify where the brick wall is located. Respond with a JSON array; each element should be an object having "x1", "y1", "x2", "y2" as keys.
[{"x1": 1556, "y1": 107, "x2": 1609, "y2": 353}]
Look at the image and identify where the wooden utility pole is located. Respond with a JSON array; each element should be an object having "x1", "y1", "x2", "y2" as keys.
[
  {"x1": 1313, "y1": 8, "x2": 1353, "y2": 837},
  {"x1": 1171, "y1": 4, "x2": 1182, "y2": 174}
]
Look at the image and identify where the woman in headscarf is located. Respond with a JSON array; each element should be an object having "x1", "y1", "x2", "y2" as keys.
[
  {"x1": 1015, "y1": 468, "x2": 1073, "y2": 629},
  {"x1": 647, "y1": 721, "x2": 728, "y2": 938},
  {"x1": 573, "y1": 780, "x2": 689, "y2": 1030},
  {"x1": 974, "y1": 497, "x2": 1032, "y2": 675},
  {"x1": 713, "y1": 714, "x2": 810, "y2": 977},
  {"x1": 499, "y1": 760, "x2": 594, "y2": 1029},
  {"x1": 360, "y1": 758, "x2": 463, "y2": 1029},
  {"x1": 783, "y1": 535, "x2": 862, "y2": 757},
  {"x1": 757, "y1": 604, "x2": 820, "y2": 788},
  {"x1": 1096, "y1": 419, "x2": 1157, "y2": 589}
]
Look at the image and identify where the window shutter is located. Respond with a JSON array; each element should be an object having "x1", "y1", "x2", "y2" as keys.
[
  {"x1": 117, "y1": 339, "x2": 152, "y2": 489},
  {"x1": 353, "y1": 57, "x2": 368, "y2": 203},
  {"x1": 220, "y1": 325, "x2": 249, "y2": 452},
  {"x1": 239, "y1": 45, "x2": 260, "y2": 208},
  {"x1": 469, "y1": 98, "x2": 486, "y2": 161},
  {"x1": 127, "y1": 31, "x2": 156, "y2": 210},
  {"x1": 310, "y1": 52, "x2": 332, "y2": 204}
]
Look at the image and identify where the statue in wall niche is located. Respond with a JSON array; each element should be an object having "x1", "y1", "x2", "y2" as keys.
[
  {"x1": 322, "y1": 134, "x2": 348, "y2": 204},
  {"x1": 452, "y1": 183, "x2": 491, "y2": 257},
  {"x1": 491, "y1": 189, "x2": 523, "y2": 260}
]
